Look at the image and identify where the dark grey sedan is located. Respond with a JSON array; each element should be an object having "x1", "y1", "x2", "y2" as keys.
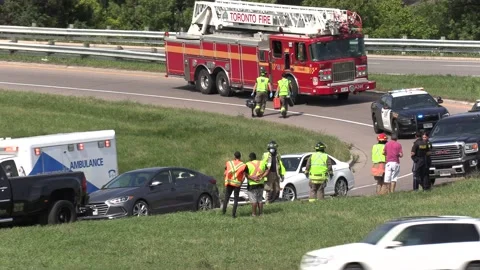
[{"x1": 82, "y1": 167, "x2": 220, "y2": 220}]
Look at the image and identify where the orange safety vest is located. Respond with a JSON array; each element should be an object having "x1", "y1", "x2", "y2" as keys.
[{"x1": 224, "y1": 159, "x2": 246, "y2": 187}]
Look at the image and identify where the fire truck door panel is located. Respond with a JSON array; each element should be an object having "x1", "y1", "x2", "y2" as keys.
[
  {"x1": 270, "y1": 40, "x2": 285, "y2": 89},
  {"x1": 284, "y1": 53, "x2": 291, "y2": 70},
  {"x1": 240, "y1": 45, "x2": 257, "y2": 87},
  {"x1": 230, "y1": 44, "x2": 241, "y2": 83}
]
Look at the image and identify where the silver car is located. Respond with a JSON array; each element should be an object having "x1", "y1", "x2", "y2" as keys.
[{"x1": 229, "y1": 152, "x2": 355, "y2": 205}]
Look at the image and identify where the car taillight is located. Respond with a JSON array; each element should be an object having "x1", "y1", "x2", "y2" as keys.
[
  {"x1": 209, "y1": 179, "x2": 217, "y2": 185},
  {"x1": 356, "y1": 65, "x2": 367, "y2": 77},
  {"x1": 82, "y1": 175, "x2": 87, "y2": 192},
  {"x1": 319, "y1": 69, "x2": 332, "y2": 81}
]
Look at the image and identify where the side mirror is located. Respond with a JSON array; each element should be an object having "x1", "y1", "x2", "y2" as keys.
[
  {"x1": 301, "y1": 167, "x2": 306, "y2": 173},
  {"x1": 101, "y1": 185, "x2": 106, "y2": 189},
  {"x1": 437, "y1": 97, "x2": 443, "y2": 104},
  {"x1": 385, "y1": 241, "x2": 403, "y2": 249},
  {"x1": 383, "y1": 105, "x2": 389, "y2": 110},
  {"x1": 150, "y1": 181, "x2": 162, "y2": 187}
]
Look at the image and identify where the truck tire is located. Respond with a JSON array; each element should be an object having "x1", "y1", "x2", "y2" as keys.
[
  {"x1": 47, "y1": 200, "x2": 77, "y2": 225},
  {"x1": 196, "y1": 68, "x2": 215, "y2": 94},
  {"x1": 287, "y1": 76, "x2": 303, "y2": 105},
  {"x1": 216, "y1": 71, "x2": 232, "y2": 97}
]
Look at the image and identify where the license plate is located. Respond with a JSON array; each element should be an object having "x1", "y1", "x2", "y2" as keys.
[
  {"x1": 423, "y1": 123, "x2": 433, "y2": 128},
  {"x1": 340, "y1": 87, "x2": 348, "y2": 92},
  {"x1": 92, "y1": 208, "x2": 98, "y2": 216},
  {"x1": 439, "y1": 170, "x2": 451, "y2": 177}
]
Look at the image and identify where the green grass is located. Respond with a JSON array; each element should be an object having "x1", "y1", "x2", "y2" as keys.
[
  {"x1": 371, "y1": 74, "x2": 480, "y2": 102},
  {"x1": 2, "y1": 52, "x2": 479, "y2": 102},
  {"x1": 0, "y1": 89, "x2": 350, "y2": 190},
  {"x1": 2, "y1": 178, "x2": 480, "y2": 269}
]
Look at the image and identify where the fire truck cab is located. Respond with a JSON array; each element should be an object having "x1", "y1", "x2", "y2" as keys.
[{"x1": 164, "y1": 0, "x2": 376, "y2": 104}]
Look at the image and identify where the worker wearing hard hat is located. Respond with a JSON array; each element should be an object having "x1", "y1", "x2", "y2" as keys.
[
  {"x1": 275, "y1": 73, "x2": 292, "y2": 118},
  {"x1": 304, "y1": 142, "x2": 333, "y2": 202},
  {"x1": 371, "y1": 133, "x2": 387, "y2": 195},
  {"x1": 252, "y1": 67, "x2": 272, "y2": 117}
]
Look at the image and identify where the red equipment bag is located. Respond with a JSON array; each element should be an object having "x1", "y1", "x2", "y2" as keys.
[{"x1": 273, "y1": 97, "x2": 281, "y2": 109}]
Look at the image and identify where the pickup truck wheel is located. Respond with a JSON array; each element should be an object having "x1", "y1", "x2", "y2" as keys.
[
  {"x1": 343, "y1": 263, "x2": 364, "y2": 270},
  {"x1": 465, "y1": 262, "x2": 480, "y2": 270},
  {"x1": 48, "y1": 200, "x2": 77, "y2": 225}
]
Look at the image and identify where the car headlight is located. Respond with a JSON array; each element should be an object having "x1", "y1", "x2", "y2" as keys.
[
  {"x1": 465, "y1": 143, "x2": 478, "y2": 154},
  {"x1": 107, "y1": 196, "x2": 133, "y2": 205},
  {"x1": 300, "y1": 254, "x2": 333, "y2": 267}
]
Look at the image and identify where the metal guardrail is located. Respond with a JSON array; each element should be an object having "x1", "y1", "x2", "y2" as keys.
[
  {"x1": 0, "y1": 25, "x2": 166, "y2": 45},
  {"x1": 0, "y1": 25, "x2": 479, "y2": 60},
  {"x1": 0, "y1": 42, "x2": 166, "y2": 62}
]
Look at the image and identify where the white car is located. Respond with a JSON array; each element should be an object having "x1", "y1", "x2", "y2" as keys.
[
  {"x1": 228, "y1": 152, "x2": 354, "y2": 205},
  {"x1": 299, "y1": 216, "x2": 480, "y2": 270}
]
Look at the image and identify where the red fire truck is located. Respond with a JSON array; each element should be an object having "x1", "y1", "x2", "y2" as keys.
[{"x1": 164, "y1": 0, "x2": 376, "y2": 104}]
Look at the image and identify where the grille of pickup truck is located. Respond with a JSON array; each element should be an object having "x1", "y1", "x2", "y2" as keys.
[
  {"x1": 332, "y1": 61, "x2": 355, "y2": 83},
  {"x1": 430, "y1": 144, "x2": 462, "y2": 161},
  {"x1": 87, "y1": 203, "x2": 108, "y2": 216}
]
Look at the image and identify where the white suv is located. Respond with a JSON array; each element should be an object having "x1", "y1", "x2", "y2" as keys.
[{"x1": 299, "y1": 216, "x2": 480, "y2": 270}]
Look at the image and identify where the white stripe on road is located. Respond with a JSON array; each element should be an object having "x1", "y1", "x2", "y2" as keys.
[
  {"x1": 443, "y1": 65, "x2": 480, "y2": 68},
  {"x1": 350, "y1": 173, "x2": 413, "y2": 191},
  {"x1": 0, "y1": 81, "x2": 374, "y2": 128}
]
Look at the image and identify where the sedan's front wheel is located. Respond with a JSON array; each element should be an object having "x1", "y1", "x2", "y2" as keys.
[
  {"x1": 282, "y1": 184, "x2": 297, "y2": 201},
  {"x1": 132, "y1": 200, "x2": 149, "y2": 216}
]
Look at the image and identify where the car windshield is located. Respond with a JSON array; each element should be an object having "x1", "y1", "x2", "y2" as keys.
[
  {"x1": 103, "y1": 171, "x2": 157, "y2": 189},
  {"x1": 309, "y1": 37, "x2": 365, "y2": 61},
  {"x1": 359, "y1": 223, "x2": 397, "y2": 245},
  {"x1": 392, "y1": 94, "x2": 438, "y2": 110},
  {"x1": 281, "y1": 157, "x2": 301, "y2": 172},
  {"x1": 430, "y1": 117, "x2": 480, "y2": 137}
]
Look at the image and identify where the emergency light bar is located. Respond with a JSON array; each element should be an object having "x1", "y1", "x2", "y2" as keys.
[
  {"x1": 388, "y1": 87, "x2": 425, "y2": 93},
  {"x1": 0, "y1": 146, "x2": 18, "y2": 152}
]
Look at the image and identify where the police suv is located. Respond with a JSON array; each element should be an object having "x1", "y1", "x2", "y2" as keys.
[{"x1": 370, "y1": 88, "x2": 450, "y2": 138}]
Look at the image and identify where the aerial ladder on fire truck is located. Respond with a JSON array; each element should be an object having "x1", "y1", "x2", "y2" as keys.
[{"x1": 187, "y1": 0, "x2": 362, "y2": 36}]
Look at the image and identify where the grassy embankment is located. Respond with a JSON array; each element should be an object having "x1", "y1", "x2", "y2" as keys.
[
  {"x1": 0, "y1": 90, "x2": 350, "y2": 189},
  {"x1": 1, "y1": 52, "x2": 479, "y2": 102},
  {"x1": 1, "y1": 172, "x2": 480, "y2": 269}
]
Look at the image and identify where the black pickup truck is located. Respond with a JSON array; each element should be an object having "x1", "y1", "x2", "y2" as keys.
[
  {"x1": 0, "y1": 164, "x2": 88, "y2": 226},
  {"x1": 428, "y1": 111, "x2": 480, "y2": 180}
]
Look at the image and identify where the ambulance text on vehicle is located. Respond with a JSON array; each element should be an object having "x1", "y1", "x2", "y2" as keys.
[
  {"x1": 0, "y1": 130, "x2": 118, "y2": 194},
  {"x1": 164, "y1": 0, "x2": 376, "y2": 104}
]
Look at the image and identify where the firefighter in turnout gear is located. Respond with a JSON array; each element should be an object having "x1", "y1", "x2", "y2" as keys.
[
  {"x1": 252, "y1": 67, "x2": 272, "y2": 117},
  {"x1": 275, "y1": 73, "x2": 292, "y2": 118},
  {"x1": 305, "y1": 142, "x2": 333, "y2": 202},
  {"x1": 258, "y1": 140, "x2": 286, "y2": 204},
  {"x1": 371, "y1": 133, "x2": 387, "y2": 195}
]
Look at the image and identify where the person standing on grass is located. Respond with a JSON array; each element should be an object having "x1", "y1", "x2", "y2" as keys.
[
  {"x1": 245, "y1": 152, "x2": 266, "y2": 217},
  {"x1": 371, "y1": 133, "x2": 387, "y2": 195},
  {"x1": 222, "y1": 151, "x2": 247, "y2": 218},
  {"x1": 383, "y1": 133, "x2": 403, "y2": 193},
  {"x1": 412, "y1": 131, "x2": 433, "y2": 191},
  {"x1": 411, "y1": 131, "x2": 423, "y2": 191}
]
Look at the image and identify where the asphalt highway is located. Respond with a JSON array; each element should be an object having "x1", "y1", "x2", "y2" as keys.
[{"x1": 0, "y1": 61, "x2": 473, "y2": 197}]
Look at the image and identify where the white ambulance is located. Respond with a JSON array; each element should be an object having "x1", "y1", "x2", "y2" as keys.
[{"x1": 0, "y1": 130, "x2": 118, "y2": 194}]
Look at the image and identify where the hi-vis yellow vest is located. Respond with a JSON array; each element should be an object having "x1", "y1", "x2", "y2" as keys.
[
  {"x1": 371, "y1": 144, "x2": 386, "y2": 164},
  {"x1": 309, "y1": 152, "x2": 328, "y2": 183},
  {"x1": 246, "y1": 160, "x2": 265, "y2": 185},
  {"x1": 256, "y1": 76, "x2": 269, "y2": 92}
]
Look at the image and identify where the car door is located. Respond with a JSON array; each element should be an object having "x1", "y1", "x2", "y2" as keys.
[
  {"x1": 296, "y1": 154, "x2": 311, "y2": 198},
  {"x1": 170, "y1": 168, "x2": 197, "y2": 211},
  {"x1": 382, "y1": 223, "x2": 473, "y2": 270},
  {"x1": 0, "y1": 168, "x2": 12, "y2": 219},
  {"x1": 145, "y1": 170, "x2": 177, "y2": 214},
  {"x1": 324, "y1": 156, "x2": 337, "y2": 195},
  {"x1": 381, "y1": 95, "x2": 393, "y2": 131}
]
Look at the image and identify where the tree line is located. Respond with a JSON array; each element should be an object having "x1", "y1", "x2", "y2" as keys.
[{"x1": 0, "y1": 0, "x2": 478, "y2": 40}]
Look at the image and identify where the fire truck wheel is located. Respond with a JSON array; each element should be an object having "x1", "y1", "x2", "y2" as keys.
[
  {"x1": 196, "y1": 68, "x2": 215, "y2": 94},
  {"x1": 216, "y1": 71, "x2": 232, "y2": 97}
]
